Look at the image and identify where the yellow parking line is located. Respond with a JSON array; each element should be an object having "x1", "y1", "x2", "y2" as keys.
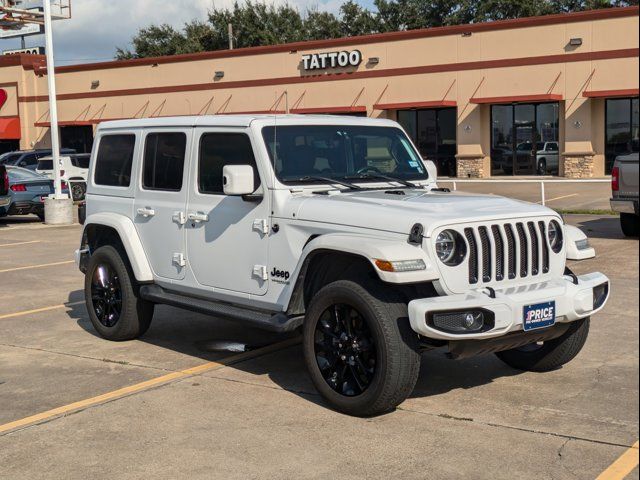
[
  {"x1": 538, "y1": 193, "x2": 579, "y2": 204},
  {"x1": 0, "y1": 301, "x2": 84, "y2": 320},
  {"x1": 597, "y1": 441, "x2": 639, "y2": 480},
  {"x1": 0, "y1": 240, "x2": 42, "y2": 248},
  {"x1": 0, "y1": 337, "x2": 300, "y2": 435},
  {"x1": 0, "y1": 260, "x2": 74, "y2": 274}
]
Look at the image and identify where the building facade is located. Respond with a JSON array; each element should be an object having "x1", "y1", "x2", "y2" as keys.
[{"x1": 0, "y1": 6, "x2": 638, "y2": 178}]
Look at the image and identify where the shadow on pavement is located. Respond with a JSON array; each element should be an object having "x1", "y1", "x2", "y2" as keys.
[
  {"x1": 566, "y1": 215, "x2": 635, "y2": 240},
  {"x1": 66, "y1": 291, "x2": 524, "y2": 414}
]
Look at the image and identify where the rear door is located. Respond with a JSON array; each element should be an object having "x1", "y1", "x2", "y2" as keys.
[
  {"x1": 185, "y1": 128, "x2": 270, "y2": 296},
  {"x1": 134, "y1": 129, "x2": 191, "y2": 280}
]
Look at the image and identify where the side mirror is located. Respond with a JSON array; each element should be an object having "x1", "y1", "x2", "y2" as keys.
[
  {"x1": 223, "y1": 165, "x2": 255, "y2": 196},
  {"x1": 425, "y1": 160, "x2": 438, "y2": 181}
]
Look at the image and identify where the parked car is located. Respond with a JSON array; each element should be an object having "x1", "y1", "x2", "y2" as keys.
[
  {"x1": 0, "y1": 165, "x2": 9, "y2": 213},
  {"x1": 0, "y1": 149, "x2": 77, "y2": 171},
  {"x1": 76, "y1": 115, "x2": 609, "y2": 417},
  {"x1": 36, "y1": 153, "x2": 91, "y2": 201},
  {"x1": 0, "y1": 166, "x2": 68, "y2": 221},
  {"x1": 535, "y1": 141, "x2": 560, "y2": 175},
  {"x1": 610, "y1": 152, "x2": 639, "y2": 237}
]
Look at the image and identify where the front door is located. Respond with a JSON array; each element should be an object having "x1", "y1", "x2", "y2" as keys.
[
  {"x1": 185, "y1": 129, "x2": 270, "y2": 296},
  {"x1": 513, "y1": 104, "x2": 536, "y2": 175},
  {"x1": 134, "y1": 129, "x2": 191, "y2": 280}
]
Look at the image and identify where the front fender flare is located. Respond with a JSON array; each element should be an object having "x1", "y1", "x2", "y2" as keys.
[{"x1": 83, "y1": 213, "x2": 153, "y2": 282}]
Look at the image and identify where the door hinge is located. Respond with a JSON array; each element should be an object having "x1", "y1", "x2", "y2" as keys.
[
  {"x1": 252, "y1": 219, "x2": 270, "y2": 235},
  {"x1": 252, "y1": 265, "x2": 268, "y2": 281},
  {"x1": 172, "y1": 211, "x2": 187, "y2": 225},
  {"x1": 172, "y1": 253, "x2": 186, "y2": 268}
]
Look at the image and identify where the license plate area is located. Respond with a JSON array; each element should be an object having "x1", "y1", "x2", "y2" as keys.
[{"x1": 523, "y1": 301, "x2": 556, "y2": 331}]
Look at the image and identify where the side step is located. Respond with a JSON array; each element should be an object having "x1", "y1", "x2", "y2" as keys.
[{"x1": 139, "y1": 285, "x2": 303, "y2": 334}]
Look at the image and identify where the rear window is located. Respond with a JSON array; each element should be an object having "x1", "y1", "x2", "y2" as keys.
[
  {"x1": 94, "y1": 135, "x2": 136, "y2": 187},
  {"x1": 71, "y1": 156, "x2": 91, "y2": 169},
  {"x1": 37, "y1": 160, "x2": 54, "y2": 171},
  {"x1": 143, "y1": 133, "x2": 187, "y2": 191}
]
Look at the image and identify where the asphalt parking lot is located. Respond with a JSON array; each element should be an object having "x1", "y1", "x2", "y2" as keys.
[{"x1": 0, "y1": 214, "x2": 637, "y2": 480}]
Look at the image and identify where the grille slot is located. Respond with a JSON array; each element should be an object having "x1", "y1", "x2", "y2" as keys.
[
  {"x1": 539, "y1": 221, "x2": 550, "y2": 273},
  {"x1": 528, "y1": 222, "x2": 540, "y2": 276},
  {"x1": 465, "y1": 228, "x2": 479, "y2": 285},
  {"x1": 516, "y1": 223, "x2": 528, "y2": 277},
  {"x1": 505, "y1": 224, "x2": 517, "y2": 280},
  {"x1": 492, "y1": 225, "x2": 505, "y2": 281},
  {"x1": 479, "y1": 227, "x2": 492, "y2": 282}
]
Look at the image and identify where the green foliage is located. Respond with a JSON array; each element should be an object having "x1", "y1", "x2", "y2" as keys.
[{"x1": 116, "y1": 0, "x2": 638, "y2": 59}]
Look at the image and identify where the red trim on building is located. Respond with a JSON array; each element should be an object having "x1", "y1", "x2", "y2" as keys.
[
  {"x1": 470, "y1": 94, "x2": 563, "y2": 104},
  {"x1": 19, "y1": 6, "x2": 638, "y2": 75},
  {"x1": 0, "y1": 117, "x2": 21, "y2": 139},
  {"x1": 290, "y1": 106, "x2": 367, "y2": 114},
  {"x1": 373, "y1": 100, "x2": 457, "y2": 110},
  {"x1": 583, "y1": 88, "x2": 639, "y2": 98}
]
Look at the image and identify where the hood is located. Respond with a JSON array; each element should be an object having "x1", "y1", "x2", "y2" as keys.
[{"x1": 293, "y1": 189, "x2": 558, "y2": 237}]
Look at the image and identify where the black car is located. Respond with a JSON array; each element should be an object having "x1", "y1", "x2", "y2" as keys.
[{"x1": 0, "y1": 149, "x2": 77, "y2": 171}]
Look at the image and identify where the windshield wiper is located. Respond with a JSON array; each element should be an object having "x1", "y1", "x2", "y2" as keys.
[
  {"x1": 345, "y1": 173, "x2": 419, "y2": 189},
  {"x1": 287, "y1": 176, "x2": 362, "y2": 190}
]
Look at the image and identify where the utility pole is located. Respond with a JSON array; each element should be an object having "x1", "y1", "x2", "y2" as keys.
[{"x1": 228, "y1": 23, "x2": 233, "y2": 50}]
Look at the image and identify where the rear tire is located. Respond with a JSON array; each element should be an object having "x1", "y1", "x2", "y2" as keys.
[
  {"x1": 85, "y1": 245, "x2": 154, "y2": 341},
  {"x1": 537, "y1": 159, "x2": 547, "y2": 176},
  {"x1": 620, "y1": 213, "x2": 639, "y2": 237},
  {"x1": 303, "y1": 279, "x2": 420, "y2": 417},
  {"x1": 495, "y1": 318, "x2": 590, "y2": 372}
]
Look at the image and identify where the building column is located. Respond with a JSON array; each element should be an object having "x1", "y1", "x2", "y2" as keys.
[
  {"x1": 456, "y1": 154, "x2": 489, "y2": 178},
  {"x1": 561, "y1": 152, "x2": 597, "y2": 178}
]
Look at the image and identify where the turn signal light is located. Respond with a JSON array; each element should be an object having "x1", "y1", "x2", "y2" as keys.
[
  {"x1": 10, "y1": 184, "x2": 27, "y2": 192},
  {"x1": 375, "y1": 259, "x2": 426, "y2": 272}
]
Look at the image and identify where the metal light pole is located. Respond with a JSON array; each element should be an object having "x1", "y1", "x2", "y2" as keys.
[{"x1": 42, "y1": 0, "x2": 64, "y2": 199}]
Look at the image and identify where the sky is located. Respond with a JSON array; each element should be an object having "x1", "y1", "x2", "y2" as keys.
[{"x1": 1, "y1": 0, "x2": 360, "y2": 65}]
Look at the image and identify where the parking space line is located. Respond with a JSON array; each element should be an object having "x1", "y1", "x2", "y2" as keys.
[
  {"x1": 0, "y1": 301, "x2": 84, "y2": 321},
  {"x1": 537, "y1": 193, "x2": 579, "y2": 204},
  {"x1": 596, "y1": 441, "x2": 639, "y2": 480},
  {"x1": 0, "y1": 240, "x2": 42, "y2": 248},
  {"x1": 0, "y1": 260, "x2": 75, "y2": 274},
  {"x1": 0, "y1": 337, "x2": 300, "y2": 435}
]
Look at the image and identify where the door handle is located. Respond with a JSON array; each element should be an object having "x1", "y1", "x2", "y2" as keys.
[
  {"x1": 137, "y1": 207, "x2": 156, "y2": 218},
  {"x1": 188, "y1": 212, "x2": 209, "y2": 223}
]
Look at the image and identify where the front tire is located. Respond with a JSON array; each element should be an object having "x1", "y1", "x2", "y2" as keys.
[
  {"x1": 620, "y1": 213, "x2": 639, "y2": 237},
  {"x1": 537, "y1": 159, "x2": 547, "y2": 176},
  {"x1": 85, "y1": 245, "x2": 154, "y2": 341},
  {"x1": 495, "y1": 318, "x2": 590, "y2": 372},
  {"x1": 303, "y1": 279, "x2": 420, "y2": 417}
]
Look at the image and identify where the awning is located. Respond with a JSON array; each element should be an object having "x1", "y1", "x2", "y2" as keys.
[
  {"x1": 373, "y1": 100, "x2": 456, "y2": 110},
  {"x1": 470, "y1": 94, "x2": 563, "y2": 104},
  {"x1": 34, "y1": 120, "x2": 102, "y2": 127},
  {"x1": 583, "y1": 88, "x2": 639, "y2": 98},
  {"x1": 0, "y1": 117, "x2": 21, "y2": 140},
  {"x1": 290, "y1": 106, "x2": 367, "y2": 114}
]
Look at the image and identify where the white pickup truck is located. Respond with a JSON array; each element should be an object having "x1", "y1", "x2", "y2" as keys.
[{"x1": 76, "y1": 115, "x2": 610, "y2": 416}]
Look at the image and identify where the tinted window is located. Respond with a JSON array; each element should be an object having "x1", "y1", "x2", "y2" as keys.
[
  {"x1": 37, "y1": 160, "x2": 54, "y2": 171},
  {"x1": 19, "y1": 154, "x2": 38, "y2": 167},
  {"x1": 199, "y1": 133, "x2": 259, "y2": 195},
  {"x1": 143, "y1": 133, "x2": 187, "y2": 191},
  {"x1": 94, "y1": 135, "x2": 136, "y2": 187},
  {"x1": 71, "y1": 156, "x2": 91, "y2": 169}
]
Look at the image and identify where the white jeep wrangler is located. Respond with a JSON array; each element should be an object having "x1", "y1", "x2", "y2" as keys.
[{"x1": 76, "y1": 115, "x2": 610, "y2": 416}]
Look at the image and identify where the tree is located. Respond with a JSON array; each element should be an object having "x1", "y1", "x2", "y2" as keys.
[{"x1": 116, "y1": 0, "x2": 638, "y2": 59}]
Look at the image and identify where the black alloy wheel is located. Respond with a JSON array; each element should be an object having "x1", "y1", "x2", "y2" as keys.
[
  {"x1": 314, "y1": 303, "x2": 377, "y2": 397},
  {"x1": 91, "y1": 263, "x2": 123, "y2": 328}
]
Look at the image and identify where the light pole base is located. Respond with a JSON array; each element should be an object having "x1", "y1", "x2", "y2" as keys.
[{"x1": 44, "y1": 197, "x2": 74, "y2": 225}]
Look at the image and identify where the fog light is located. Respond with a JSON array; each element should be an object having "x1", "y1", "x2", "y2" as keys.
[
  {"x1": 429, "y1": 310, "x2": 492, "y2": 334},
  {"x1": 593, "y1": 282, "x2": 609, "y2": 310}
]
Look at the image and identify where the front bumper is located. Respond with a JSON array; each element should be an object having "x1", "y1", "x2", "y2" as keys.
[
  {"x1": 610, "y1": 198, "x2": 639, "y2": 215},
  {"x1": 408, "y1": 272, "x2": 610, "y2": 340}
]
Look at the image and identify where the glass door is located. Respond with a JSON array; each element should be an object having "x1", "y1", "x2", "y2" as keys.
[{"x1": 513, "y1": 104, "x2": 536, "y2": 175}]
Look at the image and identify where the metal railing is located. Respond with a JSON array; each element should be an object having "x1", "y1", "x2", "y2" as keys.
[{"x1": 438, "y1": 178, "x2": 611, "y2": 206}]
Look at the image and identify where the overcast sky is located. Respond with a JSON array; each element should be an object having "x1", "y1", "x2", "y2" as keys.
[{"x1": 1, "y1": 0, "x2": 355, "y2": 65}]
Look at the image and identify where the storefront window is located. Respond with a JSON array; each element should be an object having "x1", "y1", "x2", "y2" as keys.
[
  {"x1": 491, "y1": 102, "x2": 560, "y2": 176},
  {"x1": 606, "y1": 98, "x2": 639, "y2": 174},
  {"x1": 397, "y1": 108, "x2": 457, "y2": 177}
]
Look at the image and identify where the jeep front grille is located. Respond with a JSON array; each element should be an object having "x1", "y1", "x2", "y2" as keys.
[{"x1": 465, "y1": 221, "x2": 551, "y2": 285}]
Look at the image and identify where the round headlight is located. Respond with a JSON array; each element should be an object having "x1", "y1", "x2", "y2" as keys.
[
  {"x1": 435, "y1": 230, "x2": 467, "y2": 266},
  {"x1": 548, "y1": 220, "x2": 564, "y2": 253}
]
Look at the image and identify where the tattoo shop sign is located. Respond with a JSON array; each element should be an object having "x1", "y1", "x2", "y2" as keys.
[{"x1": 301, "y1": 50, "x2": 362, "y2": 71}]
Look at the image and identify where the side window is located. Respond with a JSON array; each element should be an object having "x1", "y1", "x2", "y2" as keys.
[
  {"x1": 548, "y1": 143, "x2": 559, "y2": 151},
  {"x1": 94, "y1": 135, "x2": 136, "y2": 187},
  {"x1": 142, "y1": 132, "x2": 187, "y2": 192},
  {"x1": 198, "y1": 133, "x2": 260, "y2": 195},
  {"x1": 22, "y1": 154, "x2": 38, "y2": 167}
]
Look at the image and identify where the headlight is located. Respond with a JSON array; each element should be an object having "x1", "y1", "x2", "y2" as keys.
[
  {"x1": 435, "y1": 230, "x2": 467, "y2": 266},
  {"x1": 548, "y1": 220, "x2": 564, "y2": 253}
]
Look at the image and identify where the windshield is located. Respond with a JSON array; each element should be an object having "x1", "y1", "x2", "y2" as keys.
[
  {"x1": 0, "y1": 153, "x2": 23, "y2": 165},
  {"x1": 262, "y1": 125, "x2": 428, "y2": 185}
]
